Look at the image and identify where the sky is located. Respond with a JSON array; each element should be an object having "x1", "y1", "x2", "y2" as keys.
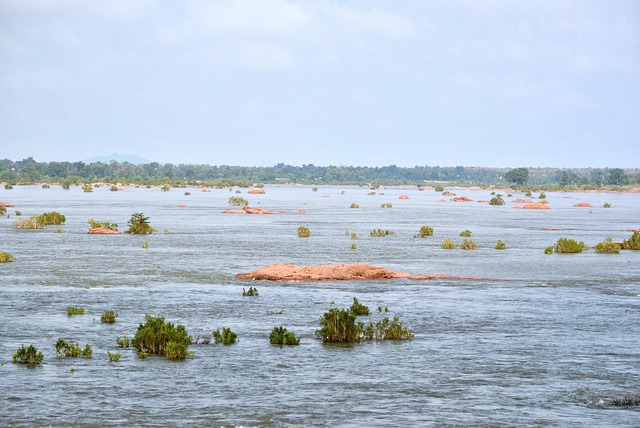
[{"x1": 1, "y1": 0, "x2": 639, "y2": 168}]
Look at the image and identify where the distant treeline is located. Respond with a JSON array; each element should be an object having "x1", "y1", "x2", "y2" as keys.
[{"x1": 0, "y1": 157, "x2": 638, "y2": 188}]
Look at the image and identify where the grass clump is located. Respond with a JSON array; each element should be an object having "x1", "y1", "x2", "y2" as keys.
[
  {"x1": 594, "y1": 237, "x2": 621, "y2": 254},
  {"x1": 269, "y1": 326, "x2": 300, "y2": 346},
  {"x1": 12, "y1": 344, "x2": 43, "y2": 366},
  {"x1": 297, "y1": 226, "x2": 311, "y2": 237},
  {"x1": 55, "y1": 339, "x2": 92, "y2": 358},
  {"x1": 495, "y1": 240, "x2": 507, "y2": 250},
  {"x1": 88, "y1": 219, "x2": 118, "y2": 231},
  {"x1": 101, "y1": 310, "x2": 118, "y2": 324},
  {"x1": 228, "y1": 196, "x2": 248, "y2": 206},
  {"x1": 415, "y1": 225, "x2": 434, "y2": 238},
  {"x1": 132, "y1": 315, "x2": 192, "y2": 360},
  {"x1": 242, "y1": 286, "x2": 259, "y2": 296},
  {"x1": 381, "y1": 203, "x2": 393, "y2": 208},
  {"x1": 316, "y1": 308, "x2": 364, "y2": 343},
  {"x1": 0, "y1": 206, "x2": 5, "y2": 215},
  {"x1": 553, "y1": 238, "x2": 589, "y2": 253},
  {"x1": 110, "y1": 186, "x2": 119, "y2": 192},
  {"x1": 116, "y1": 336, "x2": 130, "y2": 347},
  {"x1": 349, "y1": 297, "x2": 370, "y2": 316},
  {"x1": 213, "y1": 327, "x2": 237, "y2": 345},
  {"x1": 370, "y1": 229, "x2": 395, "y2": 237},
  {"x1": 441, "y1": 239, "x2": 456, "y2": 249},
  {"x1": 460, "y1": 239, "x2": 477, "y2": 250},
  {"x1": 351, "y1": 243, "x2": 357, "y2": 250},
  {"x1": 67, "y1": 306, "x2": 85, "y2": 316},
  {"x1": 459, "y1": 229, "x2": 472, "y2": 237},
  {"x1": 0, "y1": 251, "x2": 15, "y2": 263},
  {"x1": 125, "y1": 213, "x2": 155, "y2": 234},
  {"x1": 107, "y1": 351, "x2": 121, "y2": 362},
  {"x1": 349, "y1": 203, "x2": 360, "y2": 208},
  {"x1": 364, "y1": 316, "x2": 414, "y2": 341},
  {"x1": 622, "y1": 232, "x2": 640, "y2": 250}
]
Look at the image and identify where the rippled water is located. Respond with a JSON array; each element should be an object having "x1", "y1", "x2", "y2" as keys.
[{"x1": 1, "y1": 185, "x2": 639, "y2": 427}]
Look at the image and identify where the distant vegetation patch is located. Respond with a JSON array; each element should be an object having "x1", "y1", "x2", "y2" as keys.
[
  {"x1": 415, "y1": 225, "x2": 433, "y2": 238},
  {"x1": 242, "y1": 286, "x2": 259, "y2": 296},
  {"x1": 594, "y1": 237, "x2": 621, "y2": 254},
  {"x1": 101, "y1": 310, "x2": 118, "y2": 324},
  {"x1": 0, "y1": 251, "x2": 15, "y2": 262},
  {"x1": 67, "y1": 306, "x2": 85, "y2": 316},
  {"x1": 622, "y1": 232, "x2": 640, "y2": 250},
  {"x1": 553, "y1": 238, "x2": 589, "y2": 254},
  {"x1": 88, "y1": 219, "x2": 118, "y2": 231},
  {"x1": 459, "y1": 229, "x2": 472, "y2": 237},
  {"x1": 125, "y1": 213, "x2": 155, "y2": 234},
  {"x1": 132, "y1": 315, "x2": 192, "y2": 360},
  {"x1": 12, "y1": 344, "x2": 43, "y2": 366},
  {"x1": 370, "y1": 229, "x2": 395, "y2": 237},
  {"x1": 495, "y1": 240, "x2": 507, "y2": 250},
  {"x1": 297, "y1": 226, "x2": 311, "y2": 238},
  {"x1": 441, "y1": 239, "x2": 456, "y2": 249},
  {"x1": 213, "y1": 327, "x2": 237, "y2": 346},
  {"x1": 269, "y1": 326, "x2": 300, "y2": 346}
]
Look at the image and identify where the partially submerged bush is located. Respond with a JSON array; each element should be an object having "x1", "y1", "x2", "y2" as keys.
[
  {"x1": 269, "y1": 326, "x2": 300, "y2": 346},
  {"x1": 594, "y1": 237, "x2": 621, "y2": 254},
  {"x1": 554, "y1": 238, "x2": 589, "y2": 253},
  {"x1": 622, "y1": 232, "x2": 640, "y2": 250},
  {"x1": 460, "y1": 239, "x2": 477, "y2": 250},
  {"x1": 82, "y1": 184, "x2": 93, "y2": 192},
  {"x1": 0, "y1": 251, "x2": 15, "y2": 263},
  {"x1": 603, "y1": 203, "x2": 611, "y2": 208},
  {"x1": 213, "y1": 327, "x2": 237, "y2": 345},
  {"x1": 228, "y1": 196, "x2": 248, "y2": 206},
  {"x1": 132, "y1": 315, "x2": 192, "y2": 360},
  {"x1": 489, "y1": 195, "x2": 505, "y2": 205},
  {"x1": 459, "y1": 229, "x2": 472, "y2": 237},
  {"x1": 116, "y1": 336, "x2": 130, "y2": 347},
  {"x1": 13, "y1": 217, "x2": 43, "y2": 229},
  {"x1": 612, "y1": 395, "x2": 640, "y2": 406},
  {"x1": 434, "y1": 185, "x2": 444, "y2": 192},
  {"x1": 544, "y1": 246, "x2": 553, "y2": 254},
  {"x1": 297, "y1": 226, "x2": 311, "y2": 237},
  {"x1": 37, "y1": 212, "x2": 66, "y2": 226},
  {"x1": 67, "y1": 306, "x2": 85, "y2": 316},
  {"x1": 242, "y1": 286, "x2": 259, "y2": 296},
  {"x1": 415, "y1": 225, "x2": 434, "y2": 238},
  {"x1": 107, "y1": 351, "x2": 121, "y2": 362},
  {"x1": 101, "y1": 310, "x2": 118, "y2": 324},
  {"x1": 381, "y1": 203, "x2": 393, "y2": 208},
  {"x1": 349, "y1": 203, "x2": 360, "y2": 208},
  {"x1": 363, "y1": 316, "x2": 414, "y2": 341},
  {"x1": 88, "y1": 219, "x2": 118, "y2": 231},
  {"x1": 12, "y1": 344, "x2": 43, "y2": 366},
  {"x1": 125, "y1": 213, "x2": 155, "y2": 234},
  {"x1": 55, "y1": 338, "x2": 92, "y2": 358},
  {"x1": 441, "y1": 239, "x2": 456, "y2": 249},
  {"x1": 349, "y1": 297, "x2": 370, "y2": 316},
  {"x1": 160, "y1": 184, "x2": 170, "y2": 192},
  {"x1": 495, "y1": 240, "x2": 507, "y2": 250},
  {"x1": 370, "y1": 229, "x2": 395, "y2": 237},
  {"x1": 316, "y1": 308, "x2": 363, "y2": 343},
  {"x1": 110, "y1": 186, "x2": 119, "y2": 192},
  {"x1": 0, "y1": 206, "x2": 5, "y2": 215}
]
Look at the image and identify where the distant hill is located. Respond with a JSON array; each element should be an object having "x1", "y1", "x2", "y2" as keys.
[{"x1": 83, "y1": 153, "x2": 150, "y2": 165}]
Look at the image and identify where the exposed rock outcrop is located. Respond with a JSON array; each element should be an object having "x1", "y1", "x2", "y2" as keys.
[
  {"x1": 522, "y1": 203, "x2": 551, "y2": 210},
  {"x1": 0, "y1": 202, "x2": 15, "y2": 207},
  {"x1": 573, "y1": 202, "x2": 593, "y2": 207},
  {"x1": 223, "y1": 206, "x2": 276, "y2": 214},
  {"x1": 399, "y1": 195, "x2": 409, "y2": 199},
  {"x1": 452, "y1": 196, "x2": 473, "y2": 202},
  {"x1": 247, "y1": 189, "x2": 266, "y2": 194},
  {"x1": 236, "y1": 262, "x2": 486, "y2": 282},
  {"x1": 88, "y1": 227, "x2": 122, "y2": 235}
]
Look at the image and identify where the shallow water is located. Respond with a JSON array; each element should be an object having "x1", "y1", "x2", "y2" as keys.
[{"x1": 1, "y1": 185, "x2": 639, "y2": 427}]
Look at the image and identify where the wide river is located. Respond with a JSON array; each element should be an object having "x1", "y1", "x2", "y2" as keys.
[{"x1": 1, "y1": 184, "x2": 638, "y2": 427}]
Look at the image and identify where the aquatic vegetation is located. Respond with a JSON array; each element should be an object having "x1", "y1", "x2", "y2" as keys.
[
  {"x1": 553, "y1": 238, "x2": 589, "y2": 253},
  {"x1": 13, "y1": 217, "x2": 43, "y2": 229},
  {"x1": 351, "y1": 243, "x2": 357, "y2": 250},
  {"x1": 269, "y1": 326, "x2": 300, "y2": 346},
  {"x1": 38, "y1": 212, "x2": 66, "y2": 225},
  {"x1": 612, "y1": 395, "x2": 640, "y2": 406},
  {"x1": 0, "y1": 206, "x2": 5, "y2": 215},
  {"x1": 0, "y1": 251, "x2": 14, "y2": 263},
  {"x1": 82, "y1": 344, "x2": 92, "y2": 358},
  {"x1": 141, "y1": 240, "x2": 149, "y2": 249},
  {"x1": 381, "y1": 203, "x2": 393, "y2": 208},
  {"x1": 160, "y1": 184, "x2": 170, "y2": 191},
  {"x1": 349, "y1": 203, "x2": 360, "y2": 208},
  {"x1": 82, "y1": 184, "x2": 93, "y2": 192},
  {"x1": 460, "y1": 239, "x2": 477, "y2": 250},
  {"x1": 603, "y1": 203, "x2": 611, "y2": 208},
  {"x1": 116, "y1": 336, "x2": 130, "y2": 347},
  {"x1": 312, "y1": 187, "x2": 318, "y2": 192},
  {"x1": 489, "y1": 195, "x2": 505, "y2": 205},
  {"x1": 184, "y1": 191, "x2": 191, "y2": 196},
  {"x1": 349, "y1": 297, "x2": 370, "y2": 316},
  {"x1": 267, "y1": 310, "x2": 284, "y2": 315},
  {"x1": 434, "y1": 186, "x2": 444, "y2": 192},
  {"x1": 125, "y1": 212, "x2": 155, "y2": 234},
  {"x1": 107, "y1": 351, "x2": 121, "y2": 362},
  {"x1": 132, "y1": 315, "x2": 192, "y2": 360},
  {"x1": 459, "y1": 229, "x2": 472, "y2": 237},
  {"x1": 316, "y1": 308, "x2": 364, "y2": 343},
  {"x1": 5, "y1": 184, "x2": 13, "y2": 189},
  {"x1": 525, "y1": 191, "x2": 532, "y2": 197},
  {"x1": 54, "y1": 227, "x2": 63, "y2": 233},
  {"x1": 42, "y1": 183, "x2": 50, "y2": 189},
  {"x1": 364, "y1": 316, "x2": 414, "y2": 341},
  {"x1": 55, "y1": 338, "x2": 92, "y2": 358},
  {"x1": 242, "y1": 286, "x2": 259, "y2": 296},
  {"x1": 377, "y1": 306, "x2": 389, "y2": 313},
  {"x1": 67, "y1": 306, "x2": 85, "y2": 316},
  {"x1": 544, "y1": 246, "x2": 553, "y2": 254},
  {"x1": 213, "y1": 327, "x2": 237, "y2": 345},
  {"x1": 15, "y1": 210, "x2": 21, "y2": 216},
  {"x1": 495, "y1": 240, "x2": 507, "y2": 250},
  {"x1": 88, "y1": 219, "x2": 118, "y2": 231},
  {"x1": 101, "y1": 310, "x2": 118, "y2": 324},
  {"x1": 622, "y1": 232, "x2": 640, "y2": 250},
  {"x1": 594, "y1": 237, "x2": 621, "y2": 254},
  {"x1": 539, "y1": 192, "x2": 546, "y2": 199},
  {"x1": 297, "y1": 226, "x2": 311, "y2": 237},
  {"x1": 370, "y1": 229, "x2": 395, "y2": 237},
  {"x1": 12, "y1": 344, "x2": 43, "y2": 366},
  {"x1": 228, "y1": 196, "x2": 248, "y2": 206},
  {"x1": 415, "y1": 225, "x2": 434, "y2": 238},
  {"x1": 441, "y1": 239, "x2": 456, "y2": 249}
]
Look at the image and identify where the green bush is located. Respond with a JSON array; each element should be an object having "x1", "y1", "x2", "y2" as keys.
[
  {"x1": 370, "y1": 229, "x2": 395, "y2": 237},
  {"x1": 12, "y1": 344, "x2": 43, "y2": 366},
  {"x1": 441, "y1": 239, "x2": 456, "y2": 249},
  {"x1": 88, "y1": 219, "x2": 118, "y2": 231},
  {"x1": 55, "y1": 338, "x2": 91, "y2": 358},
  {"x1": 13, "y1": 217, "x2": 43, "y2": 229},
  {"x1": 349, "y1": 297, "x2": 370, "y2": 316},
  {"x1": 434, "y1": 186, "x2": 444, "y2": 192},
  {"x1": 269, "y1": 326, "x2": 300, "y2": 346},
  {"x1": 131, "y1": 315, "x2": 192, "y2": 360},
  {"x1": 242, "y1": 286, "x2": 259, "y2": 296},
  {"x1": 82, "y1": 184, "x2": 93, "y2": 192},
  {"x1": 594, "y1": 237, "x2": 621, "y2": 254},
  {"x1": 228, "y1": 196, "x2": 248, "y2": 206},
  {"x1": 381, "y1": 203, "x2": 393, "y2": 208},
  {"x1": 37, "y1": 212, "x2": 66, "y2": 226},
  {"x1": 622, "y1": 232, "x2": 640, "y2": 250},
  {"x1": 213, "y1": 327, "x2": 237, "y2": 345},
  {"x1": 0, "y1": 206, "x2": 6, "y2": 215},
  {"x1": 554, "y1": 238, "x2": 589, "y2": 253},
  {"x1": 544, "y1": 246, "x2": 553, "y2": 254},
  {"x1": 316, "y1": 308, "x2": 364, "y2": 343},
  {"x1": 160, "y1": 184, "x2": 170, "y2": 192},
  {"x1": 116, "y1": 336, "x2": 130, "y2": 347},
  {"x1": 5, "y1": 184, "x2": 13, "y2": 189},
  {"x1": 297, "y1": 226, "x2": 311, "y2": 237},
  {"x1": 460, "y1": 239, "x2": 477, "y2": 250},
  {"x1": 495, "y1": 240, "x2": 507, "y2": 250},
  {"x1": 539, "y1": 192, "x2": 546, "y2": 199},
  {"x1": 67, "y1": 306, "x2": 85, "y2": 316},
  {"x1": 415, "y1": 225, "x2": 434, "y2": 238},
  {"x1": 603, "y1": 203, "x2": 611, "y2": 208},
  {"x1": 125, "y1": 213, "x2": 155, "y2": 234},
  {"x1": 349, "y1": 203, "x2": 360, "y2": 208},
  {"x1": 0, "y1": 251, "x2": 14, "y2": 263},
  {"x1": 107, "y1": 351, "x2": 121, "y2": 362},
  {"x1": 42, "y1": 183, "x2": 50, "y2": 189},
  {"x1": 101, "y1": 310, "x2": 118, "y2": 324},
  {"x1": 350, "y1": 243, "x2": 357, "y2": 250},
  {"x1": 364, "y1": 316, "x2": 414, "y2": 341},
  {"x1": 489, "y1": 195, "x2": 505, "y2": 205},
  {"x1": 459, "y1": 229, "x2": 472, "y2": 237}
]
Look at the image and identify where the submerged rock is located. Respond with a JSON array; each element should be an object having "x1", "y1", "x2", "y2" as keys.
[
  {"x1": 223, "y1": 206, "x2": 276, "y2": 214},
  {"x1": 88, "y1": 227, "x2": 122, "y2": 235},
  {"x1": 573, "y1": 202, "x2": 593, "y2": 207}
]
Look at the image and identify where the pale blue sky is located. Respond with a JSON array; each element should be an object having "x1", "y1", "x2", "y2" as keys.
[{"x1": 1, "y1": 0, "x2": 639, "y2": 167}]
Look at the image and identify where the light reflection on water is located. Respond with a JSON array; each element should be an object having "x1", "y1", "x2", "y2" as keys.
[{"x1": 0, "y1": 185, "x2": 639, "y2": 426}]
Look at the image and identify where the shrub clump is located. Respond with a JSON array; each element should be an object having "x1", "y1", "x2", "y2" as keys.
[
  {"x1": 13, "y1": 217, "x2": 43, "y2": 229},
  {"x1": 441, "y1": 239, "x2": 456, "y2": 249},
  {"x1": 228, "y1": 196, "x2": 248, "y2": 206},
  {"x1": 544, "y1": 246, "x2": 553, "y2": 254},
  {"x1": 381, "y1": 203, "x2": 393, "y2": 208},
  {"x1": 107, "y1": 351, "x2": 121, "y2": 362},
  {"x1": 83, "y1": 184, "x2": 93, "y2": 192},
  {"x1": 88, "y1": 219, "x2": 118, "y2": 231},
  {"x1": 489, "y1": 195, "x2": 505, "y2": 205},
  {"x1": 349, "y1": 297, "x2": 370, "y2": 316},
  {"x1": 315, "y1": 307, "x2": 413, "y2": 343},
  {"x1": 459, "y1": 229, "x2": 472, "y2": 237},
  {"x1": 594, "y1": 237, "x2": 621, "y2": 254},
  {"x1": 495, "y1": 240, "x2": 507, "y2": 250},
  {"x1": 0, "y1": 251, "x2": 15, "y2": 263},
  {"x1": 67, "y1": 306, "x2": 85, "y2": 316},
  {"x1": 553, "y1": 238, "x2": 589, "y2": 253},
  {"x1": 434, "y1": 185, "x2": 445, "y2": 192},
  {"x1": 603, "y1": 203, "x2": 611, "y2": 208},
  {"x1": 213, "y1": 327, "x2": 237, "y2": 345},
  {"x1": 415, "y1": 226, "x2": 434, "y2": 238},
  {"x1": 12, "y1": 344, "x2": 43, "y2": 366},
  {"x1": 242, "y1": 286, "x2": 259, "y2": 296},
  {"x1": 297, "y1": 226, "x2": 311, "y2": 237},
  {"x1": 460, "y1": 239, "x2": 477, "y2": 250},
  {"x1": 55, "y1": 339, "x2": 92, "y2": 358},
  {"x1": 269, "y1": 326, "x2": 300, "y2": 346},
  {"x1": 370, "y1": 229, "x2": 395, "y2": 237},
  {"x1": 363, "y1": 316, "x2": 415, "y2": 341},
  {"x1": 349, "y1": 203, "x2": 360, "y2": 208},
  {"x1": 622, "y1": 232, "x2": 640, "y2": 250},
  {"x1": 132, "y1": 315, "x2": 192, "y2": 360},
  {"x1": 116, "y1": 336, "x2": 130, "y2": 347},
  {"x1": 101, "y1": 310, "x2": 118, "y2": 324},
  {"x1": 125, "y1": 213, "x2": 155, "y2": 234}
]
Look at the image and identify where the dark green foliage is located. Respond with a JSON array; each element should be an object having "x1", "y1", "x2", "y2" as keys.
[
  {"x1": 101, "y1": 310, "x2": 118, "y2": 324},
  {"x1": 0, "y1": 251, "x2": 14, "y2": 262},
  {"x1": 67, "y1": 306, "x2": 85, "y2": 316},
  {"x1": 55, "y1": 339, "x2": 91, "y2": 358},
  {"x1": 415, "y1": 225, "x2": 433, "y2": 237},
  {"x1": 37, "y1": 212, "x2": 66, "y2": 226},
  {"x1": 12, "y1": 344, "x2": 43, "y2": 366},
  {"x1": 594, "y1": 237, "x2": 621, "y2": 254},
  {"x1": 460, "y1": 239, "x2": 477, "y2": 250},
  {"x1": 242, "y1": 286, "x2": 259, "y2": 296},
  {"x1": 554, "y1": 238, "x2": 589, "y2": 253},
  {"x1": 4, "y1": 184, "x2": 13, "y2": 189},
  {"x1": 88, "y1": 219, "x2": 118, "y2": 231},
  {"x1": 131, "y1": 315, "x2": 192, "y2": 360},
  {"x1": 269, "y1": 326, "x2": 300, "y2": 346},
  {"x1": 228, "y1": 196, "x2": 248, "y2": 206},
  {"x1": 116, "y1": 336, "x2": 130, "y2": 347},
  {"x1": 370, "y1": 229, "x2": 395, "y2": 237},
  {"x1": 495, "y1": 240, "x2": 507, "y2": 250},
  {"x1": 107, "y1": 351, "x2": 121, "y2": 362},
  {"x1": 622, "y1": 232, "x2": 640, "y2": 250},
  {"x1": 459, "y1": 229, "x2": 472, "y2": 237},
  {"x1": 109, "y1": 185, "x2": 118, "y2": 191},
  {"x1": 316, "y1": 308, "x2": 364, "y2": 343},
  {"x1": 367, "y1": 316, "x2": 414, "y2": 341},
  {"x1": 349, "y1": 297, "x2": 370, "y2": 316},
  {"x1": 297, "y1": 226, "x2": 311, "y2": 237},
  {"x1": 125, "y1": 212, "x2": 154, "y2": 234},
  {"x1": 213, "y1": 327, "x2": 237, "y2": 345},
  {"x1": 489, "y1": 195, "x2": 505, "y2": 205},
  {"x1": 538, "y1": 192, "x2": 546, "y2": 199},
  {"x1": 82, "y1": 344, "x2": 92, "y2": 358},
  {"x1": 505, "y1": 167, "x2": 530, "y2": 185}
]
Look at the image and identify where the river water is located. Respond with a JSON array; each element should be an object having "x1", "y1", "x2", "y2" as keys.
[{"x1": 0, "y1": 185, "x2": 638, "y2": 427}]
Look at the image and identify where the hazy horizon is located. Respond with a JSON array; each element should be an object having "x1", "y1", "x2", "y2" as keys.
[{"x1": 2, "y1": 1, "x2": 639, "y2": 168}]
